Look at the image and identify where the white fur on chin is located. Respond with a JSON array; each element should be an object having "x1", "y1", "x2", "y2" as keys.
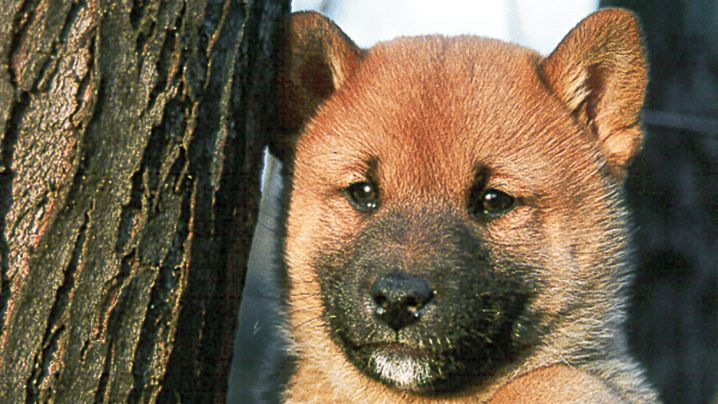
[{"x1": 369, "y1": 348, "x2": 432, "y2": 390}]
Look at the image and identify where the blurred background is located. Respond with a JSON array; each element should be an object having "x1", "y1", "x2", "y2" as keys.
[{"x1": 230, "y1": 1, "x2": 718, "y2": 402}]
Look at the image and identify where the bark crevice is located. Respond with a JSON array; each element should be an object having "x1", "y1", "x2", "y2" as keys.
[{"x1": 0, "y1": 91, "x2": 28, "y2": 333}]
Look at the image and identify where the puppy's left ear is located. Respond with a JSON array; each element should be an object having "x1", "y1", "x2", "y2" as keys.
[
  {"x1": 273, "y1": 12, "x2": 362, "y2": 162},
  {"x1": 541, "y1": 8, "x2": 647, "y2": 177}
]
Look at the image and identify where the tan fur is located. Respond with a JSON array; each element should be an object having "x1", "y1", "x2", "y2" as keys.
[
  {"x1": 275, "y1": 9, "x2": 658, "y2": 403},
  {"x1": 489, "y1": 366, "x2": 616, "y2": 403}
]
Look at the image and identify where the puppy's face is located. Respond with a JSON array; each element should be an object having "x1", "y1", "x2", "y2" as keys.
[{"x1": 280, "y1": 10, "x2": 646, "y2": 395}]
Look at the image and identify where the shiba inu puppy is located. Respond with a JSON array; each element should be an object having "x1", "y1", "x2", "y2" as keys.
[{"x1": 273, "y1": 8, "x2": 658, "y2": 402}]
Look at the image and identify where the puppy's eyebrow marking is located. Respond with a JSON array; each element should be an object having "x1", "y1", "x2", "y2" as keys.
[
  {"x1": 471, "y1": 165, "x2": 491, "y2": 188},
  {"x1": 366, "y1": 157, "x2": 379, "y2": 180},
  {"x1": 338, "y1": 157, "x2": 379, "y2": 193}
]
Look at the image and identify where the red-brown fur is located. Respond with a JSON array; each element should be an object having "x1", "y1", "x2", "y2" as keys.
[{"x1": 275, "y1": 9, "x2": 657, "y2": 403}]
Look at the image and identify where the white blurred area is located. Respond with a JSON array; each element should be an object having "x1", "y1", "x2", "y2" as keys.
[{"x1": 292, "y1": 0, "x2": 598, "y2": 55}]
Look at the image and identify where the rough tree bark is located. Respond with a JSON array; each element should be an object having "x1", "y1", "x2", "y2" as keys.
[{"x1": 0, "y1": 0, "x2": 286, "y2": 402}]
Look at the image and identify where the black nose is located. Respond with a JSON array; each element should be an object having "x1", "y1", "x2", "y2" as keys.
[{"x1": 370, "y1": 272, "x2": 435, "y2": 331}]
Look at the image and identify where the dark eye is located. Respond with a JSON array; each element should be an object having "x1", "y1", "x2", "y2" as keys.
[
  {"x1": 345, "y1": 181, "x2": 379, "y2": 212},
  {"x1": 470, "y1": 188, "x2": 515, "y2": 219}
]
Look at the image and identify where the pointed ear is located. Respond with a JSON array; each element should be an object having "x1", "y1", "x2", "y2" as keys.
[
  {"x1": 273, "y1": 11, "x2": 362, "y2": 162},
  {"x1": 540, "y1": 8, "x2": 647, "y2": 177}
]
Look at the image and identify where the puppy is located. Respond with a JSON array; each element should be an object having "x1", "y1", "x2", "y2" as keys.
[{"x1": 272, "y1": 8, "x2": 658, "y2": 402}]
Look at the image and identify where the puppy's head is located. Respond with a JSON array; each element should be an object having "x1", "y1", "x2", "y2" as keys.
[{"x1": 276, "y1": 10, "x2": 646, "y2": 394}]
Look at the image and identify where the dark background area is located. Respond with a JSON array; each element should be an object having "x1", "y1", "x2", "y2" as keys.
[{"x1": 602, "y1": 1, "x2": 718, "y2": 403}]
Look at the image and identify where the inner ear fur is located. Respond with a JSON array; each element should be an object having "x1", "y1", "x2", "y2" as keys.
[
  {"x1": 273, "y1": 11, "x2": 361, "y2": 162},
  {"x1": 540, "y1": 8, "x2": 648, "y2": 177}
]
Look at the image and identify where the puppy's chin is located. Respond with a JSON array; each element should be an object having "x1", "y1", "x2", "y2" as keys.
[{"x1": 368, "y1": 346, "x2": 434, "y2": 391}]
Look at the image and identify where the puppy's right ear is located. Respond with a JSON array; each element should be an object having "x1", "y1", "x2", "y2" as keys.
[
  {"x1": 540, "y1": 9, "x2": 647, "y2": 178},
  {"x1": 273, "y1": 12, "x2": 361, "y2": 162}
]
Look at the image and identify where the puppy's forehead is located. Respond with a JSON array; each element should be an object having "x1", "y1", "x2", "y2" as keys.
[
  {"x1": 300, "y1": 36, "x2": 579, "y2": 188},
  {"x1": 359, "y1": 35, "x2": 545, "y2": 106}
]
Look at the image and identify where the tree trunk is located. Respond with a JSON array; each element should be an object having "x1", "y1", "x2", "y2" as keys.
[{"x1": 0, "y1": 0, "x2": 286, "y2": 402}]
